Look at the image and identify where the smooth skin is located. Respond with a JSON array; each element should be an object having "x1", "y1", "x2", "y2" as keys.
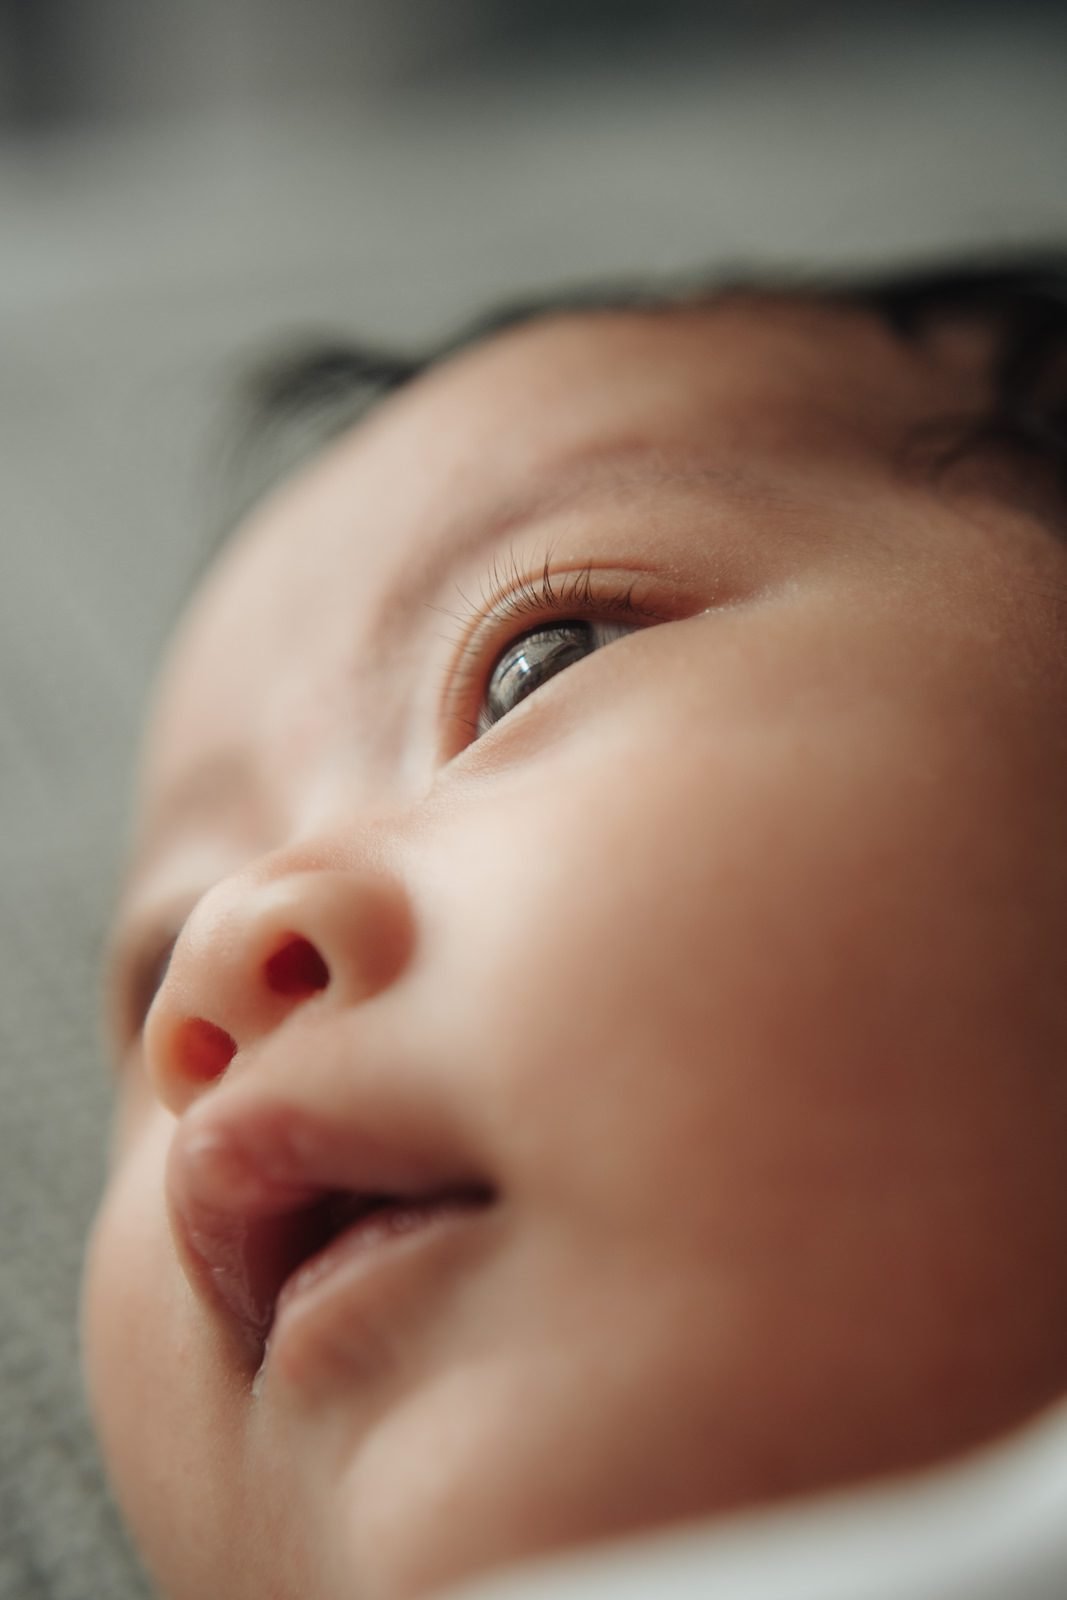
[{"x1": 85, "y1": 297, "x2": 1067, "y2": 1600}]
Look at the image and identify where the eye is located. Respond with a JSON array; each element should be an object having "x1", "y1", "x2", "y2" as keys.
[
  {"x1": 478, "y1": 618, "x2": 634, "y2": 736},
  {"x1": 441, "y1": 558, "x2": 671, "y2": 749}
]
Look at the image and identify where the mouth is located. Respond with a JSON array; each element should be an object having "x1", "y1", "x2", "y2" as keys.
[{"x1": 166, "y1": 1096, "x2": 496, "y2": 1368}]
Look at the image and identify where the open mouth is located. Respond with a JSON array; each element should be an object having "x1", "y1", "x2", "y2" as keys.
[
  {"x1": 166, "y1": 1096, "x2": 496, "y2": 1367},
  {"x1": 265, "y1": 1186, "x2": 493, "y2": 1337}
]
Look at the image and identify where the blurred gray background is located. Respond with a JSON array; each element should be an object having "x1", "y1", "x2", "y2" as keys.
[{"x1": 2, "y1": 3, "x2": 1067, "y2": 1596}]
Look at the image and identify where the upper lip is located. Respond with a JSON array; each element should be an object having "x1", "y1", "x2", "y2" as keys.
[{"x1": 166, "y1": 1085, "x2": 494, "y2": 1365}]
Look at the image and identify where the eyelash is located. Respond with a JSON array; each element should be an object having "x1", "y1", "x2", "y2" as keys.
[{"x1": 440, "y1": 549, "x2": 670, "y2": 743}]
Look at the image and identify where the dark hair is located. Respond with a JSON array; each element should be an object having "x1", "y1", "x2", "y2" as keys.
[{"x1": 219, "y1": 252, "x2": 1067, "y2": 545}]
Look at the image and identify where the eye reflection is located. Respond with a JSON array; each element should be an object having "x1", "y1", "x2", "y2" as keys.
[{"x1": 480, "y1": 618, "x2": 633, "y2": 735}]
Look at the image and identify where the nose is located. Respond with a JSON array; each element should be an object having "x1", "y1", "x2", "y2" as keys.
[{"x1": 144, "y1": 861, "x2": 415, "y2": 1114}]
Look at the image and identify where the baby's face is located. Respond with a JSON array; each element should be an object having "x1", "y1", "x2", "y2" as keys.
[{"x1": 86, "y1": 299, "x2": 1067, "y2": 1600}]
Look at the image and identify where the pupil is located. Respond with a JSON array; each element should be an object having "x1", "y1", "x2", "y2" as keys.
[{"x1": 487, "y1": 622, "x2": 593, "y2": 725}]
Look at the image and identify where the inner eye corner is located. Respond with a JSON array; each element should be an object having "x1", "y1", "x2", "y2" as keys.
[{"x1": 263, "y1": 934, "x2": 331, "y2": 999}]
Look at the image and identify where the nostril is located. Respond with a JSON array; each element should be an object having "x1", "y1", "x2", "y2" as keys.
[
  {"x1": 177, "y1": 1017, "x2": 237, "y2": 1082},
  {"x1": 264, "y1": 935, "x2": 330, "y2": 999}
]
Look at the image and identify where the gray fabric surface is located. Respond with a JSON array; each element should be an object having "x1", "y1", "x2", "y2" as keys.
[{"x1": 3, "y1": 12, "x2": 1067, "y2": 1595}]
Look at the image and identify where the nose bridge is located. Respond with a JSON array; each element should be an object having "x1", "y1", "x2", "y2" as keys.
[{"x1": 145, "y1": 846, "x2": 415, "y2": 1111}]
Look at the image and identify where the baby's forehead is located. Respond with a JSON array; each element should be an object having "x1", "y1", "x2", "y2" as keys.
[
  {"x1": 235, "y1": 294, "x2": 972, "y2": 559},
  {"x1": 234, "y1": 290, "x2": 976, "y2": 527},
  {"x1": 230, "y1": 258, "x2": 1067, "y2": 588}
]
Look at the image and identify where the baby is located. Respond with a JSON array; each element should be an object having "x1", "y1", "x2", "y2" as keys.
[{"x1": 84, "y1": 261, "x2": 1067, "y2": 1600}]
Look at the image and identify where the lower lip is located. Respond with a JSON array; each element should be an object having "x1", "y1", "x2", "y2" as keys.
[{"x1": 257, "y1": 1195, "x2": 491, "y2": 1395}]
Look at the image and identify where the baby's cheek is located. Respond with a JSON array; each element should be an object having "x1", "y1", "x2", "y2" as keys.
[
  {"x1": 82, "y1": 1113, "x2": 229, "y2": 1593},
  {"x1": 83, "y1": 1115, "x2": 175, "y2": 1454}
]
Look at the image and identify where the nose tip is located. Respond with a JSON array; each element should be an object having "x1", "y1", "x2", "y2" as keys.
[
  {"x1": 163, "y1": 933, "x2": 330, "y2": 1090},
  {"x1": 146, "y1": 867, "x2": 414, "y2": 1111}
]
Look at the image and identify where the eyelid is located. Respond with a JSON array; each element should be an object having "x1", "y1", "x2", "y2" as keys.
[{"x1": 435, "y1": 550, "x2": 673, "y2": 757}]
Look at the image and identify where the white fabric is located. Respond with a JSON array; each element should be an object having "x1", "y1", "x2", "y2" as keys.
[{"x1": 448, "y1": 1399, "x2": 1067, "y2": 1600}]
